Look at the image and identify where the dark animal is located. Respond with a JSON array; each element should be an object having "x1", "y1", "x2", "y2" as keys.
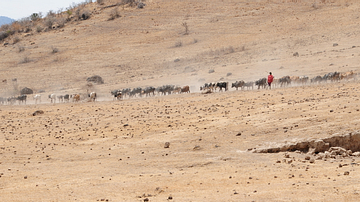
[
  {"x1": 111, "y1": 90, "x2": 122, "y2": 100},
  {"x1": 311, "y1": 76, "x2": 323, "y2": 83},
  {"x1": 200, "y1": 83, "x2": 216, "y2": 92},
  {"x1": 64, "y1": 94, "x2": 70, "y2": 102},
  {"x1": 255, "y1": 78, "x2": 267, "y2": 89},
  {"x1": 143, "y1": 87, "x2": 156, "y2": 97},
  {"x1": 231, "y1": 81, "x2": 245, "y2": 90},
  {"x1": 216, "y1": 82, "x2": 228, "y2": 91},
  {"x1": 157, "y1": 85, "x2": 175, "y2": 95},
  {"x1": 129, "y1": 87, "x2": 142, "y2": 97},
  {"x1": 57, "y1": 95, "x2": 64, "y2": 102},
  {"x1": 323, "y1": 72, "x2": 340, "y2": 81},
  {"x1": 279, "y1": 76, "x2": 291, "y2": 87},
  {"x1": 16, "y1": 95, "x2": 27, "y2": 104}
]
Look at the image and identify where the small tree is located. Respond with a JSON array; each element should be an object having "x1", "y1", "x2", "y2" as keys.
[{"x1": 182, "y1": 22, "x2": 189, "y2": 35}]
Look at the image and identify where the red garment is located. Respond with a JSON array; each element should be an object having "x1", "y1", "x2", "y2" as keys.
[{"x1": 268, "y1": 74, "x2": 274, "y2": 83}]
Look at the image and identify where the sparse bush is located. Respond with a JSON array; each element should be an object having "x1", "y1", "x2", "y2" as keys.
[
  {"x1": 13, "y1": 36, "x2": 20, "y2": 44},
  {"x1": 44, "y1": 17, "x2": 56, "y2": 29},
  {"x1": 30, "y1": 13, "x2": 42, "y2": 21},
  {"x1": 51, "y1": 46, "x2": 59, "y2": 54},
  {"x1": 0, "y1": 31, "x2": 9, "y2": 41},
  {"x1": 36, "y1": 26, "x2": 43, "y2": 33},
  {"x1": 182, "y1": 22, "x2": 189, "y2": 35},
  {"x1": 46, "y1": 10, "x2": 56, "y2": 17},
  {"x1": 76, "y1": 9, "x2": 91, "y2": 20},
  {"x1": 57, "y1": 17, "x2": 66, "y2": 28},
  {"x1": 20, "y1": 56, "x2": 31, "y2": 64},
  {"x1": 17, "y1": 46, "x2": 25, "y2": 53},
  {"x1": 97, "y1": 0, "x2": 104, "y2": 4},
  {"x1": 225, "y1": 46, "x2": 234, "y2": 54},
  {"x1": 174, "y1": 41, "x2": 182, "y2": 47},
  {"x1": 121, "y1": 0, "x2": 136, "y2": 7},
  {"x1": 209, "y1": 69, "x2": 215, "y2": 74},
  {"x1": 109, "y1": 7, "x2": 121, "y2": 20},
  {"x1": 193, "y1": 38, "x2": 198, "y2": 43},
  {"x1": 226, "y1": 72, "x2": 232, "y2": 77}
]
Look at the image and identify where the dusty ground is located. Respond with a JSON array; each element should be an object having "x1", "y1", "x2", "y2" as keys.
[{"x1": 1, "y1": 0, "x2": 360, "y2": 201}]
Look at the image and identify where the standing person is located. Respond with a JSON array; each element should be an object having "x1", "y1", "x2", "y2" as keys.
[{"x1": 268, "y1": 72, "x2": 274, "y2": 89}]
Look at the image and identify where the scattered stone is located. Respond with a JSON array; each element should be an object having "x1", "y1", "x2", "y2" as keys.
[
  {"x1": 32, "y1": 110, "x2": 44, "y2": 116},
  {"x1": 20, "y1": 87, "x2": 33, "y2": 95},
  {"x1": 236, "y1": 132, "x2": 241, "y2": 136},
  {"x1": 168, "y1": 196, "x2": 173, "y2": 200},
  {"x1": 333, "y1": 43, "x2": 338, "y2": 47},
  {"x1": 164, "y1": 142, "x2": 170, "y2": 148},
  {"x1": 193, "y1": 146, "x2": 201, "y2": 150},
  {"x1": 309, "y1": 159, "x2": 315, "y2": 163},
  {"x1": 24, "y1": 176, "x2": 27, "y2": 179},
  {"x1": 344, "y1": 171, "x2": 350, "y2": 175},
  {"x1": 305, "y1": 156, "x2": 311, "y2": 160},
  {"x1": 293, "y1": 52, "x2": 299, "y2": 57}
]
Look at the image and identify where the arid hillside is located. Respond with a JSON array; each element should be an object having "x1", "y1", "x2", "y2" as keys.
[
  {"x1": 1, "y1": 0, "x2": 360, "y2": 201},
  {"x1": 1, "y1": 0, "x2": 360, "y2": 96}
]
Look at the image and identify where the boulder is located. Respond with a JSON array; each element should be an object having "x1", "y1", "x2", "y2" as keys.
[
  {"x1": 86, "y1": 75, "x2": 104, "y2": 84},
  {"x1": 20, "y1": 87, "x2": 33, "y2": 95}
]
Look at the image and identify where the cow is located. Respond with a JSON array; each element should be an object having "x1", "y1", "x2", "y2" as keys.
[
  {"x1": 121, "y1": 88, "x2": 131, "y2": 98},
  {"x1": 255, "y1": 78, "x2": 267, "y2": 89},
  {"x1": 243, "y1": 81, "x2": 254, "y2": 90},
  {"x1": 33, "y1": 94, "x2": 41, "y2": 104},
  {"x1": 311, "y1": 76, "x2": 323, "y2": 84},
  {"x1": 341, "y1": 71, "x2": 356, "y2": 80},
  {"x1": 88, "y1": 92, "x2": 96, "y2": 102},
  {"x1": 279, "y1": 76, "x2": 291, "y2": 87},
  {"x1": 200, "y1": 83, "x2": 216, "y2": 92},
  {"x1": 173, "y1": 86, "x2": 182, "y2": 94},
  {"x1": 16, "y1": 95, "x2": 27, "y2": 104},
  {"x1": 111, "y1": 90, "x2": 122, "y2": 100},
  {"x1": 180, "y1": 85, "x2": 190, "y2": 93},
  {"x1": 129, "y1": 87, "x2": 142, "y2": 98},
  {"x1": 73, "y1": 94, "x2": 80, "y2": 102},
  {"x1": 323, "y1": 72, "x2": 340, "y2": 82},
  {"x1": 299, "y1": 76, "x2": 309, "y2": 85},
  {"x1": 57, "y1": 95, "x2": 64, "y2": 103},
  {"x1": 231, "y1": 81, "x2": 245, "y2": 90},
  {"x1": 64, "y1": 94, "x2": 70, "y2": 102},
  {"x1": 143, "y1": 87, "x2": 156, "y2": 97},
  {"x1": 0, "y1": 97, "x2": 6, "y2": 105},
  {"x1": 216, "y1": 82, "x2": 228, "y2": 92},
  {"x1": 48, "y1": 94, "x2": 56, "y2": 103},
  {"x1": 156, "y1": 85, "x2": 175, "y2": 96}
]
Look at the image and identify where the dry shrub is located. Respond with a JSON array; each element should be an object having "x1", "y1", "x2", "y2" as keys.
[
  {"x1": 97, "y1": 0, "x2": 105, "y2": 5},
  {"x1": 109, "y1": 7, "x2": 121, "y2": 20},
  {"x1": 51, "y1": 46, "x2": 59, "y2": 54},
  {"x1": 20, "y1": 56, "x2": 31, "y2": 64},
  {"x1": 36, "y1": 26, "x2": 43, "y2": 33},
  {"x1": 121, "y1": 0, "x2": 136, "y2": 6},
  {"x1": 17, "y1": 46, "x2": 25, "y2": 53},
  {"x1": 44, "y1": 17, "x2": 56, "y2": 29},
  {"x1": 13, "y1": 36, "x2": 20, "y2": 44},
  {"x1": 174, "y1": 41, "x2": 182, "y2": 47},
  {"x1": 11, "y1": 22, "x2": 22, "y2": 33},
  {"x1": 182, "y1": 22, "x2": 189, "y2": 35}
]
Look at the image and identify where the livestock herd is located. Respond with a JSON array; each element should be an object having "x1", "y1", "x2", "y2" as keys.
[
  {"x1": 0, "y1": 71, "x2": 357, "y2": 105},
  {"x1": 0, "y1": 92, "x2": 97, "y2": 105}
]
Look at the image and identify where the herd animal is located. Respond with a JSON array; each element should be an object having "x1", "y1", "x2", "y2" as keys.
[{"x1": 0, "y1": 71, "x2": 357, "y2": 106}]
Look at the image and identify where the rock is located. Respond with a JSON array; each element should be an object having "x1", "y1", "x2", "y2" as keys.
[
  {"x1": 20, "y1": 87, "x2": 33, "y2": 95},
  {"x1": 32, "y1": 110, "x2": 44, "y2": 116},
  {"x1": 293, "y1": 52, "x2": 299, "y2": 57},
  {"x1": 344, "y1": 171, "x2": 350, "y2": 175},
  {"x1": 86, "y1": 75, "x2": 104, "y2": 84},
  {"x1": 137, "y1": 2, "x2": 146, "y2": 9},
  {"x1": 309, "y1": 159, "x2": 315, "y2": 163},
  {"x1": 193, "y1": 146, "x2": 201, "y2": 150},
  {"x1": 305, "y1": 156, "x2": 311, "y2": 160},
  {"x1": 236, "y1": 132, "x2": 241, "y2": 136},
  {"x1": 164, "y1": 142, "x2": 170, "y2": 148}
]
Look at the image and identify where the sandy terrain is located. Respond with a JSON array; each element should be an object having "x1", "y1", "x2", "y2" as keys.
[{"x1": 1, "y1": 0, "x2": 360, "y2": 201}]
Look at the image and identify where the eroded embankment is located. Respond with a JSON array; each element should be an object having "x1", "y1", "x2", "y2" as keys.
[{"x1": 249, "y1": 131, "x2": 360, "y2": 158}]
